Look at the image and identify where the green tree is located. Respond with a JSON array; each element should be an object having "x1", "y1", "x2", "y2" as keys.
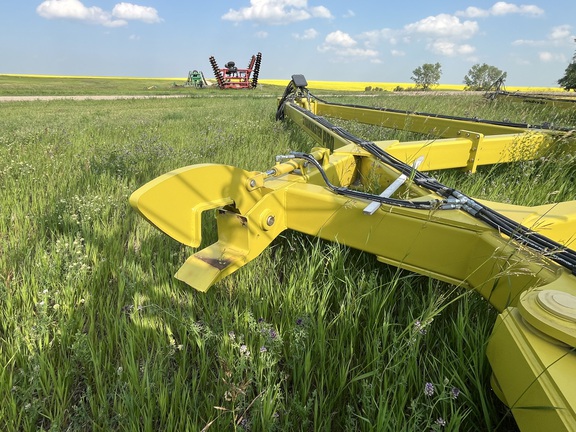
[
  {"x1": 463, "y1": 63, "x2": 507, "y2": 91},
  {"x1": 411, "y1": 62, "x2": 442, "y2": 90},
  {"x1": 558, "y1": 39, "x2": 576, "y2": 91}
]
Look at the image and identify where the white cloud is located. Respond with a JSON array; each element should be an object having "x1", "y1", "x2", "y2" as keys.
[
  {"x1": 112, "y1": 3, "x2": 162, "y2": 23},
  {"x1": 512, "y1": 39, "x2": 543, "y2": 47},
  {"x1": 549, "y1": 25, "x2": 573, "y2": 42},
  {"x1": 343, "y1": 10, "x2": 355, "y2": 18},
  {"x1": 318, "y1": 30, "x2": 378, "y2": 61},
  {"x1": 320, "y1": 5, "x2": 547, "y2": 66},
  {"x1": 324, "y1": 30, "x2": 356, "y2": 48},
  {"x1": 358, "y1": 29, "x2": 397, "y2": 49},
  {"x1": 429, "y1": 41, "x2": 475, "y2": 57},
  {"x1": 456, "y1": 7, "x2": 489, "y2": 18},
  {"x1": 400, "y1": 14, "x2": 479, "y2": 58},
  {"x1": 513, "y1": 25, "x2": 574, "y2": 47},
  {"x1": 404, "y1": 14, "x2": 478, "y2": 40},
  {"x1": 293, "y1": 28, "x2": 319, "y2": 40},
  {"x1": 36, "y1": 0, "x2": 161, "y2": 26},
  {"x1": 491, "y1": 2, "x2": 543, "y2": 16},
  {"x1": 539, "y1": 51, "x2": 567, "y2": 63},
  {"x1": 255, "y1": 31, "x2": 269, "y2": 38},
  {"x1": 457, "y1": 2, "x2": 543, "y2": 18},
  {"x1": 222, "y1": 0, "x2": 332, "y2": 25},
  {"x1": 513, "y1": 26, "x2": 572, "y2": 67},
  {"x1": 357, "y1": 14, "x2": 479, "y2": 60},
  {"x1": 310, "y1": 6, "x2": 331, "y2": 19},
  {"x1": 37, "y1": 0, "x2": 125, "y2": 27}
]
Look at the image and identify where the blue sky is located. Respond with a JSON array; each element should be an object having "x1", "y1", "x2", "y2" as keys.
[{"x1": 1, "y1": 0, "x2": 575, "y2": 86}]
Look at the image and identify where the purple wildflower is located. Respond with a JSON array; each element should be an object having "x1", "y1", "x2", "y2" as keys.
[
  {"x1": 435, "y1": 417, "x2": 446, "y2": 427},
  {"x1": 414, "y1": 320, "x2": 427, "y2": 335},
  {"x1": 240, "y1": 344, "x2": 250, "y2": 357},
  {"x1": 424, "y1": 382, "x2": 435, "y2": 397},
  {"x1": 450, "y1": 387, "x2": 461, "y2": 399}
]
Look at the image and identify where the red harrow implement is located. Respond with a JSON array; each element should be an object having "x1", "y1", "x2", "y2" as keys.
[{"x1": 209, "y1": 52, "x2": 262, "y2": 89}]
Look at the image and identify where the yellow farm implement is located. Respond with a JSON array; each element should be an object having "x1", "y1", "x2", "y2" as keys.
[
  {"x1": 485, "y1": 75, "x2": 576, "y2": 110},
  {"x1": 130, "y1": 75, "x2": 576, "y2": 431}
]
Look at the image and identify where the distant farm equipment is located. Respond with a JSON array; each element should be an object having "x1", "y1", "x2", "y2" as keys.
[
  {"x1": 209, "y1": 52, "x2": 262, "y2": 89},
  {"x1": 186, "y1": 70, "x2": 209, "y2": 88},
  {"x1": 485, "y1": 75, "x2": 576, "y2": 109}
]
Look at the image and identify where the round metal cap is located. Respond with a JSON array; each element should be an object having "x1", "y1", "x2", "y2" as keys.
[{"x1": 537, "y1": 290, "x2": 576, "y2": 323}]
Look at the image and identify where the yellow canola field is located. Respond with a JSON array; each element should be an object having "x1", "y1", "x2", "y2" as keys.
[
  {"x1": 259, "y1": 79, "x2": 448, "y2": 91},
  {"x1": 1, "y1": 74, "x2": 566, "y2": 93},
  {"x1": 258, "y1": 78, "x2": 566, "y2": 93}
]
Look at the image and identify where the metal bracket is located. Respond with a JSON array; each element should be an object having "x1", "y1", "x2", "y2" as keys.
[
  {"x1": 363, "y1": 156, "x2": 424, "y2": 215},
  {"x1": 459, "y1": 130, "x2": 485, "y2": 173}
]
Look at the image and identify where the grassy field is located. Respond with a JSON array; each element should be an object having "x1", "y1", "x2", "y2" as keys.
[{"x1": 0, "y1": 77, "x2": 575, "y2": 431}]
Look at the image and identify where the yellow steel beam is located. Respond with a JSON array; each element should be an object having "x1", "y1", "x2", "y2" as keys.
[
  {"x1": 378, "y1": 132, "x2": 552, "y2": 172},
  {"x1": 285, "y1": 100, "x2": 557, "y2": 172},
  {"x1": 493, "y1": 91, "x2": 576, "y2": 110},
  {"x1": 488, "y1": 306, "x2": 576, "y2": 432},
  {"x1": 310, "y1": 98, "x2": 537, "y2": 137}
]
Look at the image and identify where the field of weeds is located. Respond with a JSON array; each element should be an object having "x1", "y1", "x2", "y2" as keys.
[{"x1": 1, "y1": 78, "x2": 575, "y2": 431}]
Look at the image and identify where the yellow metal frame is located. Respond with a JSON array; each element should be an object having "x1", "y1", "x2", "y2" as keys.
[
  {"x1": 490, "y1": 91, "x2": 576, "y2": 110},
  {"x1": 130, "y1": 79, "x2": 576, "y2": 431},
  {"x1": 485, "y1": 76, "x2": 576, "y2": 110}
]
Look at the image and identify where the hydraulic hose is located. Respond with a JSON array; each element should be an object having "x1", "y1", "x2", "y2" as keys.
[{"x1": 278, "y1": 82, "x2": 576, "y2": 273}]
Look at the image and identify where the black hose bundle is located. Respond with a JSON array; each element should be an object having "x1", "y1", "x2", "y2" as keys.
[{"x1": 277, "y1": 80, "x2": 576, "y2": 273}]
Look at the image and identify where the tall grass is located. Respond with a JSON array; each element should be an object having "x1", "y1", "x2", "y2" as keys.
[{"x1": 1, "y1": 91, "x2": 573, "y2": 431}]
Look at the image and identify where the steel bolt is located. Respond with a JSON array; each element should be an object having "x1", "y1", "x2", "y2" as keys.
[
  {"x1": 266, "y1": 215, "x2": 275, "y2": 226},
  {"x1": 249, "y1": 179, "x2": 256, "y2": 188}
]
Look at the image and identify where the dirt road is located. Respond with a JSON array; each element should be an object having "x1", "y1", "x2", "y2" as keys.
[{"x1": 0, "y1": 95, "x2": 190, "y2": 102}]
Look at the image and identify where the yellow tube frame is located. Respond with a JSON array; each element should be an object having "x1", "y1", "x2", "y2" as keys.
[{"x1": 130, "y1": 91, "x2": 576, "y2": 431}]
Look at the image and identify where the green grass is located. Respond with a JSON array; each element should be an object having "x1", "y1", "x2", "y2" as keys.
[
  {"x1": 1, "y1": 86, "x2": 574, "y2": 431},
  {"x1": 0, "y1": 75, "x2": 291, "y2": 97},
  {"x1": 0, "y1": 75, "x2": 183, "y2": 96}
]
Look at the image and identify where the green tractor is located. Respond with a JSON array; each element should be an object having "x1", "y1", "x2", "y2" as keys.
[{"x1": 186, "y1": 70, "x2": 208, "y2": 88}]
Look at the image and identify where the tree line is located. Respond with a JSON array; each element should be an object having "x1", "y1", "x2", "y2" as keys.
[{"x1": 408, "y1": 39, "x2": 576, "y2": 91}]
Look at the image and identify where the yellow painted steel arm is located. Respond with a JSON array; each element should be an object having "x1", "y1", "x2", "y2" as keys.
[
  {"x1": 310, "y1": 98, "x2": 530, "y2": 137},
  {"x1": 129, "y1": 164, "x2": 240, "y2": 247},
  {"x1": 284, "y1": 99, "x2": 560, "y2": 173},
  {"x1": 491, "y1": 91, "x2": 576, "y2": 110}
]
